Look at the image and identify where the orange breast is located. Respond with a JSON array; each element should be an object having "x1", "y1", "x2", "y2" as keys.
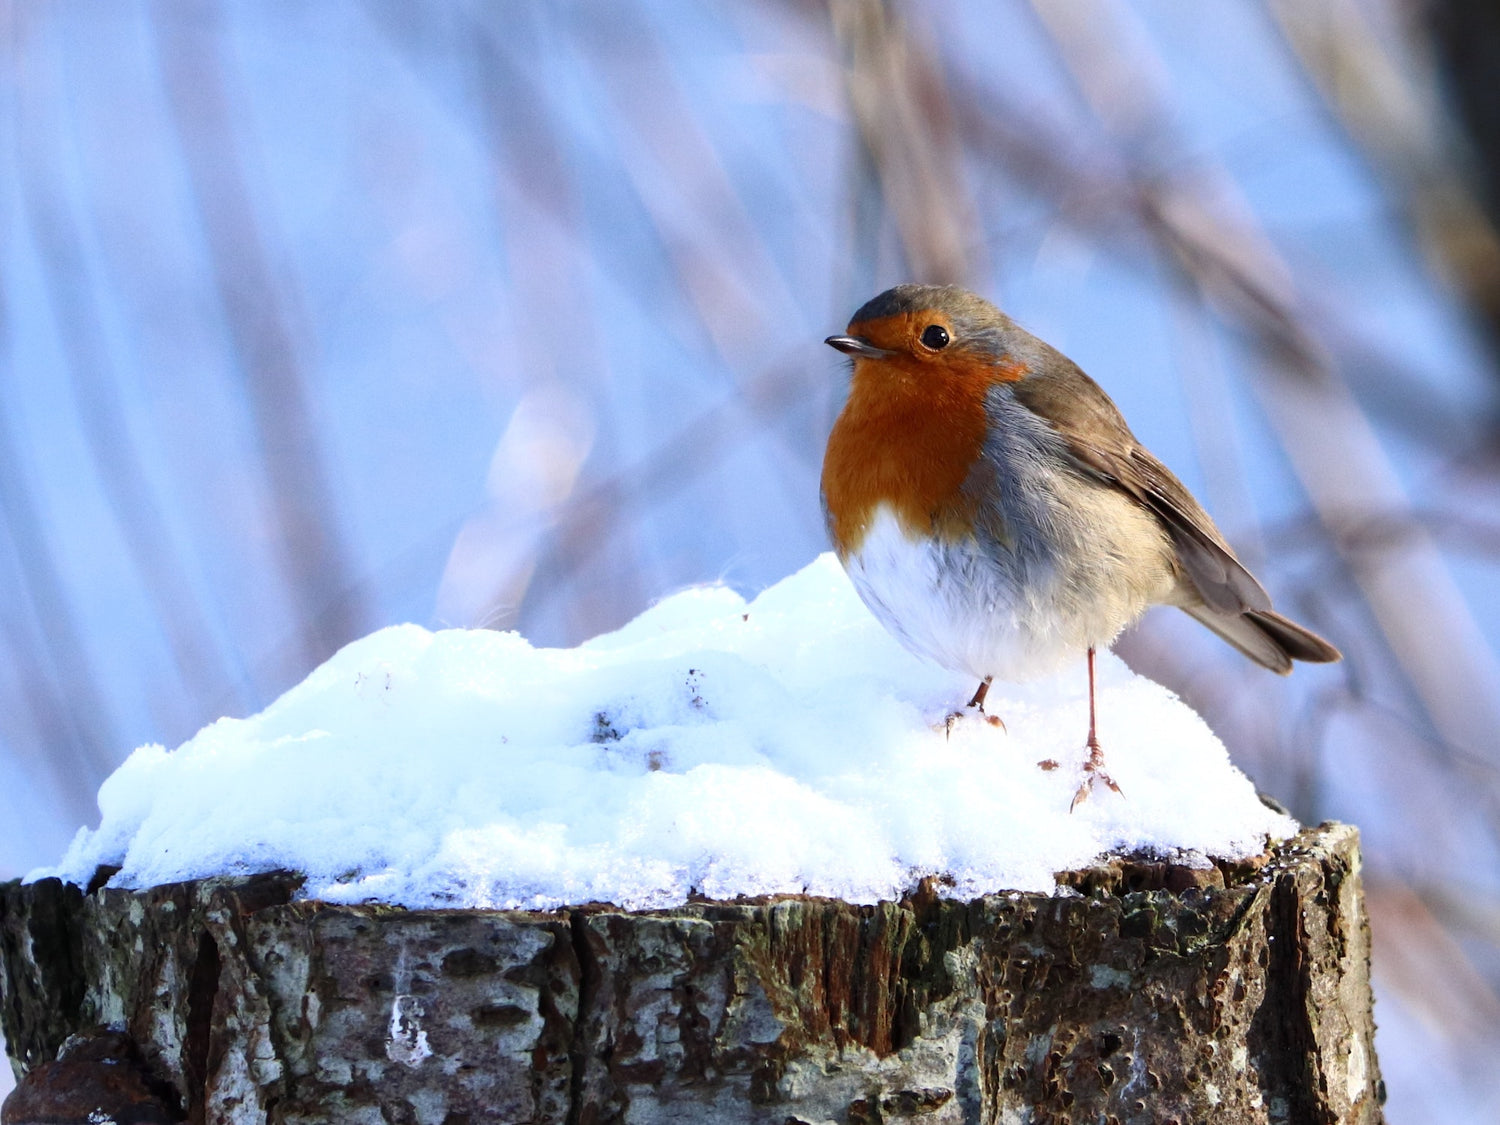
[{"x1": 821, "y1": 354, "x2": 1018, "y2": 556}]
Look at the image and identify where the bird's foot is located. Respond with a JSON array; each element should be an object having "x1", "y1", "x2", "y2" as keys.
[
  {"x1": 943, "y1": 705, "x2": 1006, "y2": 738},
  {"x1": 941, "y1": 678, "x2": 1005, "y2": 738},
  {"x1": 1068, "y1": 737, "x2": 1122, "y2": 812}
]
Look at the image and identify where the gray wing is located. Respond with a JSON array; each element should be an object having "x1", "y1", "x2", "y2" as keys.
[{"x1": 1009, "y1": 357, "x2": 1272, "y2": 616}]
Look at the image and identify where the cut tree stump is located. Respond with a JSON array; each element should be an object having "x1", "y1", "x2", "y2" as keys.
[{"x1": 1, "y1": 822, "x2": 1383, "y2": 1124}]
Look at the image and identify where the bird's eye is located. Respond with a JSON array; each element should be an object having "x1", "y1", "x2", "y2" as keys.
[{"x1": 920, "y1": 324, "x2": 950, "y2": 350}]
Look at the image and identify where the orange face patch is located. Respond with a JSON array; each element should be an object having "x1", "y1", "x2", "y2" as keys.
[
  {"x1": 821, "y1": 311, "x2": 1028, "y2": 556},
  {"x1": 844, "y1": 310, "x2": 1027, "y2": 380},
  {"x1": 849, "y1": 312, "x2": 949, "y2": 356}
]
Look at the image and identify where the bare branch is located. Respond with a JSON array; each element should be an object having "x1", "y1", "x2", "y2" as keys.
[
  {"x1": 151, "y1": 1, "x2": 369, "y2": 669},
  {"x1": 1269, "y1": 0, "x2": 1500, "y2": 360},
  {"x1": 14, "y1": 34, "x2": 240, "y2": 726},
  {"x1": 829, "y1": 0, "x2": 981, "y2": 284}
]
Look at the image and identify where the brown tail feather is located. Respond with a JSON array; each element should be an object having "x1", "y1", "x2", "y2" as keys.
[
  {"x1": 1246, "y1": 609, "x2": 1341, "y2": 664},
  {"x1": 1180, "y1": 605, "x2": 1341, "y2": 675}
]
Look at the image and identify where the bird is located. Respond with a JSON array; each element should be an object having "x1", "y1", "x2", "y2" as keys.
[{"x1": 820, "y1": 284, "x2": 1340, "y2": 809}]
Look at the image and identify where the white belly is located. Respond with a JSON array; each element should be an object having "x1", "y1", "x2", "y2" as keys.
[{"x1": 841, "y1": 503, "x2": 1172, "y2": 682}]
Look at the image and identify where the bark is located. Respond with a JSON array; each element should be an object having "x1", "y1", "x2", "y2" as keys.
[{"x1": 1, "y1": 823, "x2": 1383, "y2": 1124}]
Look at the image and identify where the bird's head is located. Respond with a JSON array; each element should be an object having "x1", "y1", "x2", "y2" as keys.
[{"x1": 825, "y1": 284, "x2": 1029, "y2": 383}]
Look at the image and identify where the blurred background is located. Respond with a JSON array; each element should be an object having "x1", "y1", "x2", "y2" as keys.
[{"x1": 2, "y1": 0, "x2": 1498, "y2": 1117}]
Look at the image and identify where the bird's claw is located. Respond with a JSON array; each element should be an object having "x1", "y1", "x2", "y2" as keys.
[
  {"x1": 1069, "y1": 769, "x2": 1122, "y2": 812},
  {"x1": 942, "y1": 707, "x2": 1005, "y2": 739},
  {"x1": 1068, "y1": 739, "x2": 1122, "y2": 812}
]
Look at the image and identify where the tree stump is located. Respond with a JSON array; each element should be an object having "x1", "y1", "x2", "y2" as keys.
[{"x1": 1, "y1": 822, "x2": 1383, "y2": 1124}]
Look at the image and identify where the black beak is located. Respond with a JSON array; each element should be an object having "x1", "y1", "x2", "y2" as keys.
[{"x1": 825, "y1": 334, "x2": 890, "y2": 359}]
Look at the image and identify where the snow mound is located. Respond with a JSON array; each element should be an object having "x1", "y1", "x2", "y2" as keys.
[{"x1": 34, "y1": 554, "x2": 1295, "y2": 909}]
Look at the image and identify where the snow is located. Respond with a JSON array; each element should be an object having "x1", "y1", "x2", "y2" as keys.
[{"x1": 32, "y1": 554, "x2": 1295, "y2": 910}]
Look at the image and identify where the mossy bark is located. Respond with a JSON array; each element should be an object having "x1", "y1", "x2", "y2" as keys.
[{"x1": 1, "y1": 823, "x2": 1383, "y2": 1124}]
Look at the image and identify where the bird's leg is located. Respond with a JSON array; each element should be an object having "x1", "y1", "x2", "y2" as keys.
[
  {"x1": 967, "y1": 678, "x2": 991, "y2": 710},
  {"x1": 944, "y1": 676, "x2": 1005, "y2": 737},
  {"x1": 1070, "y1": 647, "x2": 1122, "y2": 811}
]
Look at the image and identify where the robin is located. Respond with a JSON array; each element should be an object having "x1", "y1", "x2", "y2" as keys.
[{"x1": 821, "y1": 284, "x2": 1340, "y2": 808}]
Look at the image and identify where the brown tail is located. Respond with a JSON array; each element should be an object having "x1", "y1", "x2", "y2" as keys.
[{"x1": 1180, "y1": 605, "x2": 1341, "y2": 675}]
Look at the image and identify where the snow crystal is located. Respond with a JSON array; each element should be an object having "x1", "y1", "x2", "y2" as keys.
[{"x1": 32, "y1": 554, "x2": 1295, "y2": 909}]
